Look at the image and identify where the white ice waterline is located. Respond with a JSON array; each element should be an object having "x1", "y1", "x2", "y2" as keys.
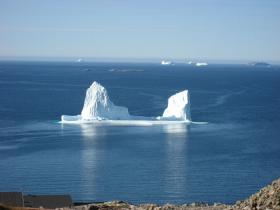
[{"x1": 61, "y1": 81, "x2": 194, "y2": 124}]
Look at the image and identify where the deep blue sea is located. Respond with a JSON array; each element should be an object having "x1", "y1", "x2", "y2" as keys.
[{"x1": 0, "y1": 61, "x2": 280, "y2": 204}]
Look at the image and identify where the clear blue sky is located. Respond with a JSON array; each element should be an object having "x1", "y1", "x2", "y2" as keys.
[{"x1": 0, "y1": 0, "x2": 279, "y2": 62}]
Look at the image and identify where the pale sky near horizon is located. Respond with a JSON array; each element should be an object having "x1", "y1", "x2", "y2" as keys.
[{"x1": 0, "y1": 0, "x2": 279, "y2": 62}]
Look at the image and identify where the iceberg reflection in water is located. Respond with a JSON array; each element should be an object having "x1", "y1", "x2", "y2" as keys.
[
  {"x1": 70, "y1": 121, "x2": 190, "y2": 202},
  {"x1": 164, "y1": 125, "x2": 188, "y2": 198},
  {"x1": 77, "y1": 121, "x2": 189, "y2": 138}
]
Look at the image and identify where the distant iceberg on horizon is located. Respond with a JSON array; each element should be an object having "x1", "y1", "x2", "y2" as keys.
[
  {"x1": 61, "y1": 82, "x2": 192, "y2": 124},
  {"x1": 76, "y1": 58, "x2": 84, "y2": 63},
  {"x1": 196, "y1": 62, "x2": 208, "y2": 66},
  {"x1": 161, "y1": 60, "x2": 173, "y2": 65}
]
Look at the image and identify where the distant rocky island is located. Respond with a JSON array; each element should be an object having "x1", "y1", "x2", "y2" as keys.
[
  {"x1": 1, "y1": 177, "x2": 279, "y2": 210},
  {"x1": 248, "y1": 62, "x2": 271, "y2": 67}
]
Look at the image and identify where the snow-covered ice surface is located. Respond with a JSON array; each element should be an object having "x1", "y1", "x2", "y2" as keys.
[{"x1": 61, "y1": 81, "x2": 194, "y2": 125}]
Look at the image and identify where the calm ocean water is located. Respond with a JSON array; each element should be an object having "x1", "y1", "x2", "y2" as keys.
[{"x1": 0, "y1": 61, "x2": 280, "y2": 204}]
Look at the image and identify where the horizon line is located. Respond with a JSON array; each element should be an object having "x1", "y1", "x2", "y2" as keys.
[{"x1": 0, "y1": 56, "x2": 280, "y2": 65}]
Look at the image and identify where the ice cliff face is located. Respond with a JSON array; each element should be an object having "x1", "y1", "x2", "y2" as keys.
[
  {"x1": 81, "y1": 82, "x2": 130, "y2": 120},
  {"x1": 161, "y1": 90, "x2": 191, "y2": 121}
]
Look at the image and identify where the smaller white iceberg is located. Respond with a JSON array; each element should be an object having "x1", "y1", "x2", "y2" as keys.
[
  {"x1": 161, "y1": 60, "x2": 173, "y2": 65},
  {"x1": 196, "y1": 62, "x2": 208, "y2": 66},
  {"x1": 76, "y1": 58, "x2": 83, "y2": 63},
  {"x1": 187, "y1": 61, "x2": 194, "y2": 65},
  {"x1": 159, "y1": 90, "x2": 190, "y2": 121},
  {"x1": 61, "y1": 82, "x2": 192, "y2": 124}
]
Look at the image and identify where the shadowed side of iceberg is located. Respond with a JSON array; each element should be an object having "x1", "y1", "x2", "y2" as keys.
[{"x1": 60, "y1": 81, "x2": 192, "y2": 124}]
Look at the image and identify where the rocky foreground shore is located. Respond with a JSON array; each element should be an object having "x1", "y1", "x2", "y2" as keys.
[
  {"x1": 1, "y1": 178, "x2": 279, "y2": 210},
  {"x1": 70, "y1": 178, "x2": 280, "y2": 210}
]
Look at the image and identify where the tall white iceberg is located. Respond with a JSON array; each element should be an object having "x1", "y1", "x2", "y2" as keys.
[
  {"x1": 81, "y1": 82, "x2": 130, "y2": 120},
  {"x1": 161, "y1": 90, "x2": 191, "y2": 121},
  {"x1": 61, "y1": 81, "x2": 191, "y2": 123}
]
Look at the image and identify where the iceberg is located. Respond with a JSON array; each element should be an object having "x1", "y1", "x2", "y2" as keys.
[
  {"x1": 76, "y1": 58, "x2": 83, "y2": 62},
  {"x1": 61, "y1": 81, "x2": 191, "y2": 124},
  {"x1": 81, "y1": 82, "x2": 130, "y2": 120},
  {"x1": 196, "y1": 62, "x2": 208, "y2": 66},
  {"x1": 161, "y1": 60, "x2": 173, "y2": 65},
  {"x1": 159, "y1": 90, "x2": 190, "y2": 121},
  {"x1": 187, "y1": 61, "x2": 194, "y2": 65}
]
